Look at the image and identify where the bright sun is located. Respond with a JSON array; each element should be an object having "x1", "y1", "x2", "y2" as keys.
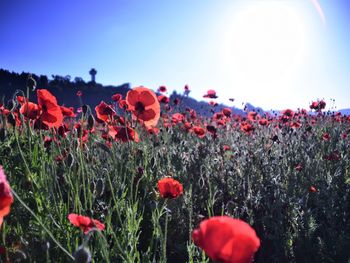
[{"x1": 226, "y1": 2, "x2": 306, "y2": 87}]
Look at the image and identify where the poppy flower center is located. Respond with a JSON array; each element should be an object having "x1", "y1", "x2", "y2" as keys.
[{"x1": 135, "y1": 102, "x2": 145, "y2": 114}]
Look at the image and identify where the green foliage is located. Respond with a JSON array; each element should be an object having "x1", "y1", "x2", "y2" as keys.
[{"x1": 0, "y1": 113, "x2": 350, "y2": 263}]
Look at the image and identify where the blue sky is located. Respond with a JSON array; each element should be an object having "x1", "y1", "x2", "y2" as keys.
[{"x1": 1, "y1": 0, "x2": 350, "y2": 110}]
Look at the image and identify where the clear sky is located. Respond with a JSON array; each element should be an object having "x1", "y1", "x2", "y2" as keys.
[{"x1": 1, "y1": 0, "x2": 350, "y2": 110}]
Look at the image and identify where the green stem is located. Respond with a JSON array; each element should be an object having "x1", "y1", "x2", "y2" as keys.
[{"x1": 11, "y1": 189, "x2": 74, "y2": 261}]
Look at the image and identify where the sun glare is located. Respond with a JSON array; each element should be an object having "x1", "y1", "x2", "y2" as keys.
[{"x1": 223, "y1": 2, "x2": 307, "y2": 106}]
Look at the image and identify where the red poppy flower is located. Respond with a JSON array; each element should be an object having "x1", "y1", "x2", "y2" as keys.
[
  {"x1": 0, "y1": 246, "x2": 6, "y2": 255},
  {"x1": 309, "y1": 186, "x2": 317, "y2": 193},
  {"x1": 258, "y1": 119, "x2": 269, "y2": 126},
  {"x1": 318, "y1": 100, "x2": 326, "y2": 109},
  {"x1": 157, "y1": 178, "x2": 183, "y2": 199},
  {"x1": 223, "y1": 145, "x2": 231, "y2": 151},
  {"x1": 192, "y1": 216, "x2": 260, "y2": 263},
  {"x1": 126, "y1": 86, "x2": 160, "y2": 128},
  {"x1": 323, "y1": 150, "x2": 340, "y2": 161},
  {"x1": 36, "y1": 89, "x2": 63, "y2": 128},
  {"x1": 240, "y1": 122, "x2": 254, "y2": 134},
  {"x1": 203, "y1": 90, "x2": 218, "y2": 99},
  {"x1": 158, "y1": 86, "x2": 167, "y2": 93},
  {"x1": 76, "y1": 91, "x2": 83, "y2": 97},
  {"x1": 290, "y1": 121, "x2": 301, "y2": 129},
  {"x1": 172, "y1": 113, "x2": 185, "y2": 124},
  {"x1": 193, "y1": 126, "x2": 206, "y2": 138},
  {"x1": 20, "y1": 102, "x2": 41, "y2": 120},
  {"x1": 68, "y1": 213, "x2": 105, "y2": 234},
  {"x1": 147, "y1": 127, "x2": 159, "y2": 135},
  {"x1": 173, "y1": 98, "x2": 180, "y2": 105},
  {"x1": 310, "y1": 101, "x2": 319, "y2": 110},
  {"x1": 247, "y1": 112, "x2": 258, "y2": 121},
  {"x1": 158, "y1": 95, "x2": 170, "y2": 104},
  {"x1": 281, "y1": 109, "x2": 294, "y2": 118},
  {"x1": 222, "y1": 108, "x2": 232, "y2": 117},
  {"x1": 213, "y1": 112, "x2": 224, "y2": 121},
  {"x1": 17, "y1": 96, "x2": 27, "y2": 105},
  {"x1": 183, "y1": 122, "x2": 192, "y2": 130},
  {"x1": 209, "y1": 101, "x2": 218, "y2": 107},
  {"x1": 295, "y1": 164, "x2": 302, "y2": 171},
  {"x1": 95, "y1": 101, "x2": 116, "y2": 123},
  {"x1": 118, "y1": 100, "x2": 128, "y2": 110},
  {"x1": 108, "y1": 125, "x2": 140, "y2": 143},
  {"x1": 60, "y1": 106, "x2": 76, "y2": 117},
  {"x1": 112, "y1": 93, "x2": 123, "y2": 102},
  {"x1": 0, "y1": 166, "x2": 14, "y2": 228},
  {"x1": 322, "y1": 133, "x2": 330, "y2": 141}
]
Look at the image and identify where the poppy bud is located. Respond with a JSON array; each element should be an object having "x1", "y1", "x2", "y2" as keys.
[
  {"x1": 7, "y1": 113, "x2": 16, "y2": 126},
  {"x1": 309, "y1": 186, "x2": 317, "y2": 193},
  {"x1": 27, "y1": 75, "x2": 37, "y2": 91},
  {"x1": 12, "y1": 250, "x2": 27, "y2": 262},
  {"x1": 0, "y1": 128, "x2": 6, "y2": 141},
  {"x1": 73, "y1": 245, "x2": 91, "y2": 263},
  {"x1": 41, "y1": 241, "x2": 50, "y2": 252},
  {"x1": 7, "y1": 100, "x2": 15, "y2": 111},
  {"x1": 87, "y1": 115, "x2": 95, "y2": 130},
  {"x1": 82, "y1": 105, "x2": 88, "y2": 115}
]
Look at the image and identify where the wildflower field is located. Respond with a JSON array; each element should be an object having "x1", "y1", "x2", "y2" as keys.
[{"x1": 0, "y1": 85, "x2": 350, "y2": 263}]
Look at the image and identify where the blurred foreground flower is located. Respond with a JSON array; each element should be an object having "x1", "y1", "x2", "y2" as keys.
[
  {"x1": 0, "y1": 166, "x2": 13, "y2": 228},
  {"x1": 192, "y1": 216, "x2": 260, "y2": 263}
]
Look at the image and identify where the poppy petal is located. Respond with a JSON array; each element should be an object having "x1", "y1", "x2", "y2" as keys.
[
  {"x1": 140, "y1": 91, "x2": 156, "y2": 106},
  {"x1": 126, "y1": 90, "x2": 140, "y2": 107}
]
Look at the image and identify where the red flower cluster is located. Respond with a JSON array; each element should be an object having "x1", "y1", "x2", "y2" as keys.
[
  {"x1": 310, "y1": 100, "x2": 326, "y2": 111},
  {"x1": 157, "y1": 178, "x2": 183, "y2": 199},
  {"x1": 192, "y1": 216, "x2": 260, "y2": 263},
  {"x1": 18, "y1": 89, "x2": 64, "y2": 128},
  {"x1": 68, "y1": 213, "x2": 105, "y2": 234}
]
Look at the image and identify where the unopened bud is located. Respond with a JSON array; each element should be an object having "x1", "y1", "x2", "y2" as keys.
[{"x1": 73, "y1": 245, "x2": 91, "y2": 263}]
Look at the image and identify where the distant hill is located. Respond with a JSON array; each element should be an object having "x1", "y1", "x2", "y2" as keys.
[
  {"x1": 0, "y1": 68, "x2": 246, "y2": 116},
  {"x1": 0, "y1": 69, "x2": 129, "y2": 109}
]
